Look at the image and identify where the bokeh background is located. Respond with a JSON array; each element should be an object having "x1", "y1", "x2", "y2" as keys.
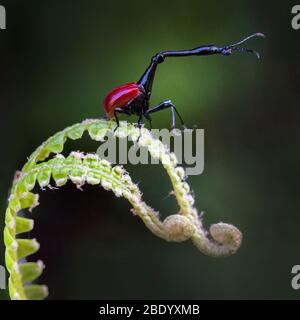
[{"x1": 0, "y1": 0, "x2": 299, "y2": 299}]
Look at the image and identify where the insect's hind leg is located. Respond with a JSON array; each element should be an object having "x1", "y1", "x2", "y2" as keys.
[
  {"x1": 113, "y1": 108, "x2": 131, "y2": 131},
  {"x1": 145, "y1": 100, "x2": 186, "y2": 129}
]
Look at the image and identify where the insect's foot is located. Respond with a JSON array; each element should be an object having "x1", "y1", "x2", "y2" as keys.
[
  {"x1": 171, "y1": 127, "x2": 182, "y2": 136},
  {"x1": 180, "y1": 124, "x2": 189, "y2": 131},
  {"x1": 134, "y1": 122, "x2": 144, "y2": 129}
]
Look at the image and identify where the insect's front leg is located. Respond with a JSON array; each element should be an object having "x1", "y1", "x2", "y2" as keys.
[
  {"x1": 143, "y1": 113, "x2": 152, "y2": 129},
  {"x1": 137, "y1": 115, "x2": 144, "y2": 128}
]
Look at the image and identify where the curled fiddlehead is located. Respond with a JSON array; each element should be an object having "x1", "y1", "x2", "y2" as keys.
[{"x1": 4, "y1": 119, "x2": 242, "y2": 300}]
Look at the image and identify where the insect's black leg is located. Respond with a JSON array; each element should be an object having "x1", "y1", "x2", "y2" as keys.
[
  {"x1": 113, "y1": 110, "x2": 120, "y2": 131},
  {"x1": 134, "y1": 115, "x2": 145, "y2": 142},
  {"x1": 113, "y1": 107, "x2": 132, "y2": 131},
  {"x1": 137, "y1": 115, "x2": 144, "y2": 128},
  {"x1": 143, "y1": 113, "x2": 153, "y2": 129},
  {"x1": 146, "y1": 100, "x2": 186, "y2": 129},
  {"x1": 115, "y1": 107, "x2": 131, "y2": 116}
]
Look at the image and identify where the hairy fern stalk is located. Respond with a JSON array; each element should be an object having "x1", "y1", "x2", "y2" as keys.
[{"x1": 3, "y1": 119, "x2": 242, "y2": 300}]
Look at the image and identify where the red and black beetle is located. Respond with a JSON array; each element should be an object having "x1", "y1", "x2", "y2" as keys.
[{"x1": 103, "y1": 33, "x2": 264, "y2": 129}]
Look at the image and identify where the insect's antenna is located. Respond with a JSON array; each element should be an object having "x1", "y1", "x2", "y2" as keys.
[
  {"x1": 222, "y1": 32, "x2": 265, "y2": 59},
  {"x1": 233, "y1": 47, "x2": 261, "y2": 59},
  {"x1": 227, "y1": 32, "x2": 265, "y2": 49}
]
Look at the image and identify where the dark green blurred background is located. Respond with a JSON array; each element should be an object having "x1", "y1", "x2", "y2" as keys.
[{"x1": 0, "y1": 0, "x2": 299, "y2": 299}]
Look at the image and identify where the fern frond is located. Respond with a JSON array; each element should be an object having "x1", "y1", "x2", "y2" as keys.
[{"x1": 4, "y1": 119, "x2": 242, "y2": 300}]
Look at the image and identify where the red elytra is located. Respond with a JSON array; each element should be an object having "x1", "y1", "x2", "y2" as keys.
[{"x1": 103, "y1": 82, "x2": 142, "y2": 118}]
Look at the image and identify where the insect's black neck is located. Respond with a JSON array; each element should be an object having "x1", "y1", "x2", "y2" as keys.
[{"x1": 137, "y1": 55, "x2": 162, "y2": 95}]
